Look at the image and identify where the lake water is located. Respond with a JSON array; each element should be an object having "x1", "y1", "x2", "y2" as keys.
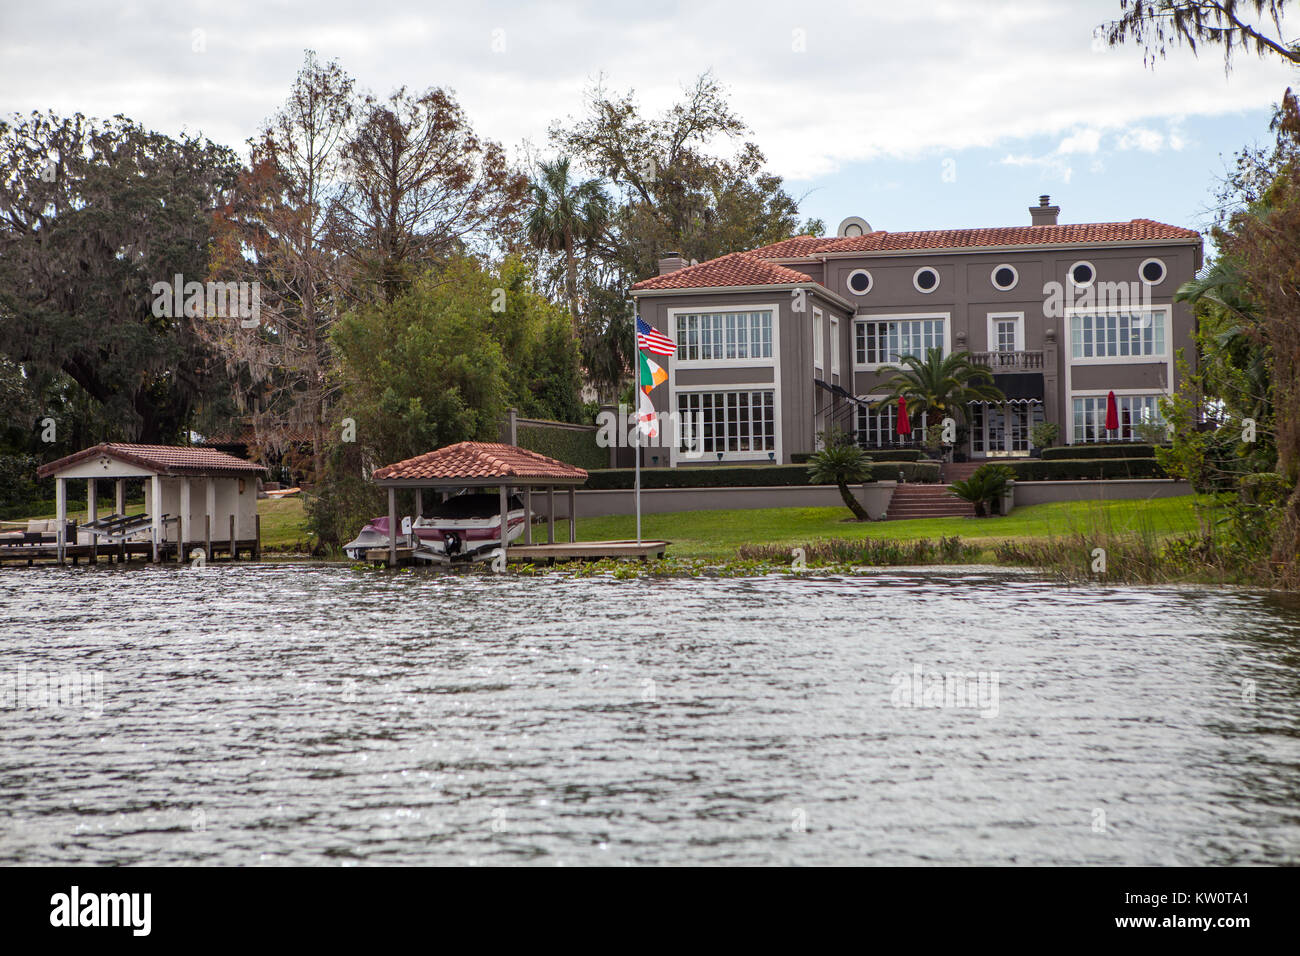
[{"x1": 1, "y1": 564, "x2": 1298, "y2": 866}]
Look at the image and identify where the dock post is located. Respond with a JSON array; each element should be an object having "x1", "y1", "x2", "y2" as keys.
[
  {"x1": 387, "y1": 487, "x2": 398, "y2": 567},
  {"x1": 205, "y1": 514, "x2": 212, "y2": 563},
  {"x1": 230, "y1": 515, "x2": 237, "y2": 561},
  {"x1": 55, "y1": 476, "x2": 66, "y2": 566},
  {"x1": 87, "y1": 478, "x2": 97, "y2": 565},
  {"x1": 568, "y1": 487, "x2": 576, "y2": 543},
  {"x1": 546, "y1": 486, "x2": 555, "y2": 544},
  {"x1": 523, "y1": 487, "x2": 532, "y2": 545},
  {"x1": 178, "y1": 477, "x2": 191, "y2": 564},
  {"x1": 499, "y1": 484, "x2": 509, "y2": 565},
  {"x1": 116, "y1": 477, "x2": 126, "y2": 564},
  {"x1": 150, "y1": 475, "x2": 162, "y2": 563},
  {"x1": 254, "y1": 513, "x2": 261, "y2": 561}
]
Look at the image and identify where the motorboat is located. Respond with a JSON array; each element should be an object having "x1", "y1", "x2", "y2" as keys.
[{"x1": 342, "y1": 493, "x2": 526, "y2": 563}]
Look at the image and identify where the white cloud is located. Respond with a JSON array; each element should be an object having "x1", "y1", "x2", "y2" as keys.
[
  {"x1": 1116, "y1": 127, "x2": 1166, "y2": 151},
  {"x1": 1058, "y1": 129, "x2": 1103, "y2": 155}
]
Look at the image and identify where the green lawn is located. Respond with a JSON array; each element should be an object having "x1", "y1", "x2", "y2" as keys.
[
  {"x1": 576, "y1": 495, "x2": 1209, "y2": 560},
  {"x1": 259, "y1": 496, "x2": 314, "y2": 551}
]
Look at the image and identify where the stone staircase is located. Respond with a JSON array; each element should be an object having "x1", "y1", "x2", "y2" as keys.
[
  {"x1": 884, "y1": 482, "x2": 976, "y2": 520},
  {"x1": 941, "y1": 460, "x2": 983, "y2": 484}
]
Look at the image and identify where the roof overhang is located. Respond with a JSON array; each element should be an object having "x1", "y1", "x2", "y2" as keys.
[
  {"x1": 631, "y1": 282, "x2": 855, "y2": 312},
  {"x1": 809, "y1": 236, "x2": 1202, "y2": 261},
  {"x1": 372, "y1": 476, "x2": 587, "y2": 489}
]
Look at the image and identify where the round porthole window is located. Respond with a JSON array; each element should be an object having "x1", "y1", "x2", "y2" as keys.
[
  {"x1": 846, "y1": 269, "x2": 872, "y2": 295},
  {"x1": 1069, "y1": 261, "x2": 1096, "y2": 288},
  {"x1": 913, "y1": 267, "x2": 940, "y2": 293},
  {"x1": 991, "y1": 264, "x2": 1018, "y2": 291},
  {"x1": 1139, "y1": 258, "x2": 1166, "y2": 285}
]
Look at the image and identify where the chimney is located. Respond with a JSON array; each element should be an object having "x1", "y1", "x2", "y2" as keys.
[
  {"x1": 657, "y1": 251, "x2": 688, "y2": 275},
  {"x1": 1029, "y1": 195, "x2": 1059, "y2": 226}
]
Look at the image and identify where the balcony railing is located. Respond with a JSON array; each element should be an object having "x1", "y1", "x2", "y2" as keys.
[{"x1": 970, "y1": 350, "x2": 1045, "y2": 372}]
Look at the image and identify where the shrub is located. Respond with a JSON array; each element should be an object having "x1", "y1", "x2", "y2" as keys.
[
  {"x1": 514, "y1": 422, "x2": 606, "y2": 471},
  {"x1": 792, "y1": 448, "x2": 925, "y2": 463},
  {"x1": 583, "y1": 461, "x2": 939, "y2": 490},
  {"x1": 1030, "y1": 422, "x2": 1059, "y2": 449},
  {"x1": 949, "y1": 464, "x2": 1014, "y2": 517},
  {"x1": 1041, "y1": 443, "x2": 1157, "y2": 460},
  {"x1": 1004, "y1": 458, "x2": 1166, "y2": 480}
]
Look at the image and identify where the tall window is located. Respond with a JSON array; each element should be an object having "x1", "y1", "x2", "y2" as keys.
[
  {"x1": 678, "y1": 390, "x2": 776, "y2": 454},
  {"x1": 1072, "y1": 394, "x2": 1163, "y2": 443},
  {"x1": 675, "y1": 310, "x2": 773, "y2": 362},
  {"x1": 813, "y1": 308, "x2": 824, "y2": 375},
  {"x1": 994, "y1": 318, "x2": 1017, "y2": 352},
  {"x1": 856, "y1": 402, "x2": 904, "y2": 446},
  {"x1": 829, "y1": 317, "x2": 841, "y2": 377},
  {"x1": 855, "y1": 317, "x2": 945, "y2": 365},
  {"x1": 1070, "y1": 312, "x2": 1165, "y2": 359}
]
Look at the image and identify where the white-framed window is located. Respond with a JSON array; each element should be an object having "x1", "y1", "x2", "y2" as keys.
[
  {"x1": 677, "y1": 389, "x2": 776, "y2": 454},
  {"x1": 1139, "y1": 257, "x2": 1167, "y2": 285},
  {"x1": 829, "y1": 316, "x2": 841, "y2": 377},
  {"x1": 1069, "y1": 260, "x2": 1096, "y2": 288},
  {"x1": 846, "y1": 269, "x2": 873, "y2": 295},
  {"x1": 674, "y1": 309, "x2": 773, "y2": 362},
  {"x1": 1072, "y1": 394, "x2": 1164, "y2": 443},
  {"x1": 813, "y1": 307, "x2": 824, "y2": 376},
  {"x1": 1069, "y1": 310, "x2": 1166, "y2": 359},
  {"x1": 991, "y1": 264, "x2": 1018, "y2": 291},
  {"x1": 987, "y1": 312, "x2": 1024, "y2": 354},
  {"x1": 856, "y1": 401, "x2": 903, "y2": 447},
  {"x1": 855, "y1": 315, "x2": 947, "y2": 366},
  {"x1": 913, "y1": 267, "x2": 940, "y2": 293}
]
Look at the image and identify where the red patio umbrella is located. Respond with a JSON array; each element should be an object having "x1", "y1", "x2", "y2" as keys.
[
  {"x1": 896, "y1": 396, "x2": 912, "y2": 436},
  {"x1": 1104, "y1": 390, "x2": 1120, "y2": 434}
]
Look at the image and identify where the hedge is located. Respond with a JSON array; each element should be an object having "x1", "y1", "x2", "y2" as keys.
[
  {"x1": 514, "y1": 423, "x2": 607, "y2": 472},
  {"x1": 583, "y1": 461, "x2": 940, "y2": 490},
  {"x1": 1006, "y1": 458, "x2": 1166, "y2": 481},
  {"x1": 791, "y1": 448, "x2": 926, "y2": 463},
  {"x1": 1041, "y1": 443, "x2": 1158, "y2": 460}
]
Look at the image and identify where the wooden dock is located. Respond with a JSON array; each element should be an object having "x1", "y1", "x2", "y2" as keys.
[{"x1": 365, "y1": 539, "x2": 669, "y2": 566}]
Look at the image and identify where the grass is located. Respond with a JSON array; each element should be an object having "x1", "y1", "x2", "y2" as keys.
[
  {"x1": 575, "y1": 495, "x2": 1209, "y2": 561},
  {"x1": 259, "y1": 496, "x2": 314, "y2": 552}
]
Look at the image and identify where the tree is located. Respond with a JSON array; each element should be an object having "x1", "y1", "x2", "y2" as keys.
[
  {"x1": 205, "y1": 50, "x2": 356, "y2": 483},
  {"x1": 0, "y1": 110, "x2": 239, "y2": 444},
  {"x1": 526, "y1": 156, "x2": 610, "y2": 328},
  {"x1": 872, "y1": 349, "x2": 1004, "y2": 430},
  {"x1": 806, "y1": 433, "x2": 873, "y2": 521},
  {"x1": 337, "y1": 86, "x2": 528, "y2": 306},
  {"x1": 1102, "y1": 1, "x2": 1299, "y2": 70}
]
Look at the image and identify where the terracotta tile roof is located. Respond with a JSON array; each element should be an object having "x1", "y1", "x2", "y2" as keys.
[
  {"x1": 748, "y1": 220, "x2": 1201, "y2": 259},
  {"x1": 37, "y1": 443, "x2": 268, "y2": 478},
  {"x1": 372, "y1": 442, "x2": 589, "y2": 484},
  {"x1": 630, "y1": 251, "x2": 819, "y2": 291}
]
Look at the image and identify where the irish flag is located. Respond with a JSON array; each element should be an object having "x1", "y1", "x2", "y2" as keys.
[
  {"x1": 639, "y1": 351, "x2": 667, "y2": 394},
  {"x1": 637, "y1": 388, "x2": 659, "y2": 439}
]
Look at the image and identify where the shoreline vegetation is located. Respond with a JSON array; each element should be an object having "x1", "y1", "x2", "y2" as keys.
[{"x1": 244, "y1": 493, "x2": 1274, "y2": 586}]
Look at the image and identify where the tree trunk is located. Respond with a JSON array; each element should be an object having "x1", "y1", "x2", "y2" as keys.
[
  {"x1": 838, "y1": 480, "x2": 869, "y2": 521},
  {"x1": 564, "y1": 231, "x2": 579, "y2": 330}
]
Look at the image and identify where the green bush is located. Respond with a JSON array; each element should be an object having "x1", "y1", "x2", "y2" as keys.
[
  {"x1": 950, "y1": 464, "x2": 1015, "y2": 517},
  {"x1": 792, "y1": 448, "x2": 925, "y2": 463},
  {"x1": 1005, "y1": 458, "x2": 1166, "y2": 481},
  {"x1": 0, "y1": 453, "x2": 45, "y2": 520},
  {"x1": 1041, "y1": 443, "x2": 1158, "y2": 460},
  {"x1": 583, "y1": 461, "x2": 939, "y2": 490},
  {"x1": 514, "y1": 423, "x2": 606, "y2": 472}
]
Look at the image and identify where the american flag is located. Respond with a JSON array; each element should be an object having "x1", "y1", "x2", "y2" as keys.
[{"x1": 636, "y1": 316, "x2": 676, "y2": 356}]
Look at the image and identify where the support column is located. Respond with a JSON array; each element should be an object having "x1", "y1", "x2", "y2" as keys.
[
  {"x1": 87, "y1": 478, "x2": 98, "y2": 564},
  {"x1": 415, "y1": 488, "x2": 424, "y2": 520},
  {"x1": 115, "y1": 478, "x2": 126, "y2": 564},
  {"x1": 387, "y1": 486, "x2": 398, "y2": 567},
  {"x1": 499, "y1": 484, "x2": 509, "y2": 565},
  {"x1": 179, "y1": 477, "x2": 191, "y2": 564},
  {"x1": 523, "y1": 487, "x2": 532, "y2": 545},
  {"x1": 205, "y1": 478, "x2": 216, "y2": 561},
  {"x1": 546, "y1": 486, "x2": 555, "y2": 544},
  {"x1": 568, "y1": 486, "x2": 576, "y2": 543},
  {"x1": 55, "y1": 476, "x2": 67, "y2": 566},
  {"x1": 150, "y1": 475, "x2": 162, "y2": 563},
  {"x1": 230, "y1": 515, "x2": 237, "y2": 560}
]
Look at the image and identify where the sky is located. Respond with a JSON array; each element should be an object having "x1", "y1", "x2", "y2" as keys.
[{"x1": 2, "y1": 0, "x2": 1297, "y2": 241}]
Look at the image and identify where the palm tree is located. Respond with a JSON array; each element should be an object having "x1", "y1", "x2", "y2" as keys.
[
  {"x1": 807, "y1": 432, "x2": 874, "y2": 521},
  {"x1": 526, "y1": 156, "x2": 610, "y2": 328},
  {"x1": 874, "y1": 348, "x2": 1005, "y2": 435},
  {"x1": 949, "y1": 464, "x2": 1014, "y2": 518}
]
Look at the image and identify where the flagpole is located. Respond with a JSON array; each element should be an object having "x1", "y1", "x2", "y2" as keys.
[{"x1": 634, "y1": 314, "x2": 642, "y2": 545}]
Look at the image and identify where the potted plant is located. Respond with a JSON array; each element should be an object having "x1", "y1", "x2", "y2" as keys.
[{"x1": 1029, "y1": 422, "x2": 1059, "y2": 459}]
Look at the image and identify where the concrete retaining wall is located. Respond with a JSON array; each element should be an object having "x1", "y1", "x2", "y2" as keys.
[
  {"x1": 548, "y1": 482, "x2": 898, "y2": 520},
  {"x1": 1011, "y1": 478, "x2": 1192, "y2": 507}
]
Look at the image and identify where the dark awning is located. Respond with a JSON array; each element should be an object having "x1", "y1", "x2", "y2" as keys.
[{"x1": 991, "y1": 373, "x2": 1044, "y2": 403}]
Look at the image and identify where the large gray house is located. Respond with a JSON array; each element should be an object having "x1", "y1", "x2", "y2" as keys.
[{"x1": 629, "y1": 196, "x2": 1202, "y2": 466}]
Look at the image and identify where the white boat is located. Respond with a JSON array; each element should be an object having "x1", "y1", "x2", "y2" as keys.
[{"x1": 342, "y1": 493, "x2": 526, "y2": 563}]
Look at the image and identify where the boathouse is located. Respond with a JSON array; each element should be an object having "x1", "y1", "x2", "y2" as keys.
[
  {"x1": 32, "y1": 443, "x2": 266, "y2": 564},
  {"x1": 370, "y1": 441, "x2": 666, "y2": 566}
]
